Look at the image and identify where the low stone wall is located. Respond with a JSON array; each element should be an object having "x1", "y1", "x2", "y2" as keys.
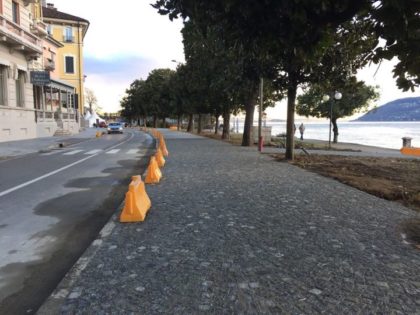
[{"x1": 0, "y1": 107, "x2": 37, "y2": 142}]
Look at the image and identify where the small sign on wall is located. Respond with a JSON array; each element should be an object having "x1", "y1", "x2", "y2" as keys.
[{"x1": 30, "y1": 71, "x2": 51, "y2": 85}]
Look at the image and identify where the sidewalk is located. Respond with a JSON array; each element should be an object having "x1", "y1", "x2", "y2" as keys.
[
  {"x1": 39, "y1": 130, "x2": 420, "y2": 314},
  {"x1": 0, "y1": 128, "x2": 103, "y2": 159}
]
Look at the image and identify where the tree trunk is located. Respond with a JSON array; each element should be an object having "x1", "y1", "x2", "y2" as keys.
[
  {"x1": 214, "y1": 115, "x2": 220, "y2": 134},
  {"x1": 187, "y1": 114, "x2": 193, "y2": 132},
  {"x1": 222, "y1": 110, "x2": 230, "y2": 140},
  {"x1": 161, "y1": 117, "x2": 166, "y2": 128},
  {"x1": 241, "y1": 89, "x2": 258, "y2": 146},
  {"x1": 332, "y1": 118, "x2": 339, "y2": 143},
  {"x1": 177, "y1": 114, "x2": 181, "y2": 130},
  {"x1": 197, "y1": 114, "x2": 202, "y2": 134},
  {"x1": 143, "y1": 115, "x2": 147, "y2": 127},
  {"x1": 285, "y1": 83, "x2": 297, "y2": 160},
  {"x1": 153, "y1": 115, "x2": 158, "y2": 128}
]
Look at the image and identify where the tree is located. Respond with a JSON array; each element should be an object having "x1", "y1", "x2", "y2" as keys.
[
  {"x1": 120, "y1": 79, "x2": 149, "y2": 125},
  {"x1": 153, "y1": 0, "x2": 368, "y2": 156},
  {"x1": 85, "y1": 88, "x2": 99, "y2": 114},
  {"x1": 169, "y1": 64, "x2": 190, "y2": 130},
  {"x1": 370, "y1": 0, "x2": 420, "y2": 91},
  {"x1": 153, "y1": 0, "x2": 420, "y2": 159},
  {"x1": 297, "y1": 77, "x2": 379, "y2": 143},
  {"x1": 181, "y1": 20, "x2": 276, "y2": 144},
  {"x1": 144, "y1": 69, "x2": 175, "y2": 127}
]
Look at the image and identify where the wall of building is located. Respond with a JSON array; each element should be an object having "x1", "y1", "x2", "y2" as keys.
[
  {"x1": 49, "y1": 23, "x2": 84, "y2": 111},
  {"x1": 0, "y1": 2, "x2": 86, "y2": 142},
  {"x1": 42, "y1": 38, "x2": 59, "y2": 78},
  {"x1": 3, "y1": 0, "x2": 32, "y2": 29},
  {"x1": 0, "y1": 45, "x2": 38, "y2": 142}
]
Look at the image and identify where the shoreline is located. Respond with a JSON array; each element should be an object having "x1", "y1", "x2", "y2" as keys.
[{"x1": 231, "y1": 121, "x2": 420, "y2": 149}]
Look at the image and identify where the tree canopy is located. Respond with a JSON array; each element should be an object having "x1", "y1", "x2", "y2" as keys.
[
  {"x1": 153, "y1": 0, "x2": 419, "y2": 159},
  {"x1": 297, "y1": 77, "x2": 379, "y2": 142}
]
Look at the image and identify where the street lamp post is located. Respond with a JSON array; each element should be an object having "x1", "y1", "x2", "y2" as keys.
[
  {"x1": 258, "y1": 77, "x2": 263, "y2": 152},
  {"x1": 323, "y1": 91, "x2": 342, "y2": 149}
]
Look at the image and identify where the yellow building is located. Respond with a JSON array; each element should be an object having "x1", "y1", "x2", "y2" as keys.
[{"x1": 42, "y1": 2, "x2": 89, "y2": 115}]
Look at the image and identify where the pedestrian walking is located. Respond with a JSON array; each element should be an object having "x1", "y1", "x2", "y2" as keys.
[{"x1": 299, "y1": 123, "x2": 305, "y2": 140}]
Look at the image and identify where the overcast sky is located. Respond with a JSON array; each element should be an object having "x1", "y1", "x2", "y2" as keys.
[{"x1": 51, "y1": 0, "x2": 419, "y2": 119}]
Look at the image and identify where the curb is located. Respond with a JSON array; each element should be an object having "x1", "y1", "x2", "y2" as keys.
[{"x1": 36, "y1": 210, "x2": 120, "y2": 314}]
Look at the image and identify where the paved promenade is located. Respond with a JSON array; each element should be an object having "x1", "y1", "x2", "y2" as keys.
[{"x1": 38, "y1": 130, "x2": 420, "y2": 314}]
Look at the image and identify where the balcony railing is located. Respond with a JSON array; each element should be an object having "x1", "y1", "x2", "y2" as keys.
[
  {"x1": 62, "y1": 35, "x2": 74, "y2": 43},
  {"x1": 30, "y1": 21, "x2": 48, "y2": 37},
  {"x1": 0, "y1": 15, "x2": 42, "y2": 55}
]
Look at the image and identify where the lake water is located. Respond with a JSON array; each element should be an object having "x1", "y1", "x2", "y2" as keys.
[{"x1": 233, "y1": 121, "x2": 420, "y2": 149}]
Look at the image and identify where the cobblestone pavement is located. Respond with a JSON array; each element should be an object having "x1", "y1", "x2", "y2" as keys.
[{"x1": 39, "y1": 130, "x2": 420, "y2": 314}]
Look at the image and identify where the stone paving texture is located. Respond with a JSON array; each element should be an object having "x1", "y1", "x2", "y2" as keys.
[{"x1": 40, "y1": 130, "x2": 420, "y2": 314}]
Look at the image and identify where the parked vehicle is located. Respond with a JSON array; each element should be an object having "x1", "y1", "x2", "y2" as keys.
[{"x1": 107, "y1": 122, "x2": 124, "y2": 134}]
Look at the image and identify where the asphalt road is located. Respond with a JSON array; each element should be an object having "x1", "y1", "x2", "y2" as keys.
[{"x1": 0, "y1": 129, "x2": 155, "y2": 314}]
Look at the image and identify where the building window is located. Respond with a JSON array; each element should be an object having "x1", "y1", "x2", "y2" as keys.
[
  {"x1": 65, "y1": 56, "x2": 75, "y2": 74},
  {"x1": 68, "y1": 93, "x2": 74, "y2": 108},
  {"x1": 12, "y1": 1, "x2": 19, "y2": 24},
  {"x1": 47, "y1": 24, "x2": 52, "y2": 35},
  {"x1": 33, "y1": 86, "x2": 42, "y2": 110},
  {"x1": 64, "y1": 26, "x2": 73, "y2": 42},
  {"x1": 15, "y1": 70, "x2": 25, "y2": 107},
  {"x1": 0, "y1": 65, "x2": 6, "y2": 106}
]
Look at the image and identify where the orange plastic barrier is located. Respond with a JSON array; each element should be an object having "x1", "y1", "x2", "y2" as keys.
[
  {"x1": 145, "y1": 156, "x2": 162, "y2": 184},
  {"x1": 400, "y1": 147, "x2": 420, "y2": 157},
  {"x1": 169, "y1": 126, "x2": 177, "y2": 130},
  {"x1": 120, "y1": 175, "x2": 151, "y2": 222},
  {"x1": 159, "y1": 135, "x2": 169, "y2": 157},
  {"x1": 155, "y1": 148, "x2": 166, "y2": 168}
]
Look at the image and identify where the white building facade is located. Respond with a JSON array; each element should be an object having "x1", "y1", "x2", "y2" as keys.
[{"x1": 0, "y1": 0, "x2": 78, "y2": 142}]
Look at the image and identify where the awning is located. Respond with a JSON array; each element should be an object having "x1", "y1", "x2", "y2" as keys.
[{"x1": 46, "y1": 79, "x2": 75, "y2": 93}]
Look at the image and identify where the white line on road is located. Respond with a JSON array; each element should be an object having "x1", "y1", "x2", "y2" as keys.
[
  {"x1": 127, "y1": 149, "x2": 138, "y2": 154},
  {"x1": 85, "y1": 149, "x2": 102, "y2": 155},
  {"x1": 0, "y1": 155, "x2": 98, "y2": 197},
  {"x1": 0, "y1": 131, "x2": 136, "y2": 198},
  {"x1": 63, "y1": 150, "x2": 83, "y2": 155},
  {"x1": 40, "y1": 151, "x2": 61, "y2": 156},
  {"x1": 106, "y1": 149, "x2": 120, "y2": 154}
]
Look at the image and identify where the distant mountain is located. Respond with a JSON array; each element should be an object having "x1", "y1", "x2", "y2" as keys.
[{"x1": 356, "y1": 97, "x2": 420, "y2": 121}]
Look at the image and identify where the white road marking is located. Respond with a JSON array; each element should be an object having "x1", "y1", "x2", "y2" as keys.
[
  {"x1": 0, "y1": 155, "x2": 98, "y2": 197},
  {"x1": 40, "y1": 151, "x2": 62, "y2": 156},
  {"x1": 63, "y1": 150, "x2": 83, "y2": 155},
  {"x1": 0, "y1": 131, "x2": 136, "y2": 198},
  {"x1": 127, "y1": 149, "x2": 139, "y2": 154},
  {"x1": 106, "y1": 149, "x2": 120, "y2": 154},
  {"x1": 85, "y1": 149, "x2": 102, "y2": 155}
]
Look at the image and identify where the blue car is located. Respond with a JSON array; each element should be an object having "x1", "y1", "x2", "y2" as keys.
[{"x1": 107, "y1": 122, "x2": 124, "y2": 134}]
